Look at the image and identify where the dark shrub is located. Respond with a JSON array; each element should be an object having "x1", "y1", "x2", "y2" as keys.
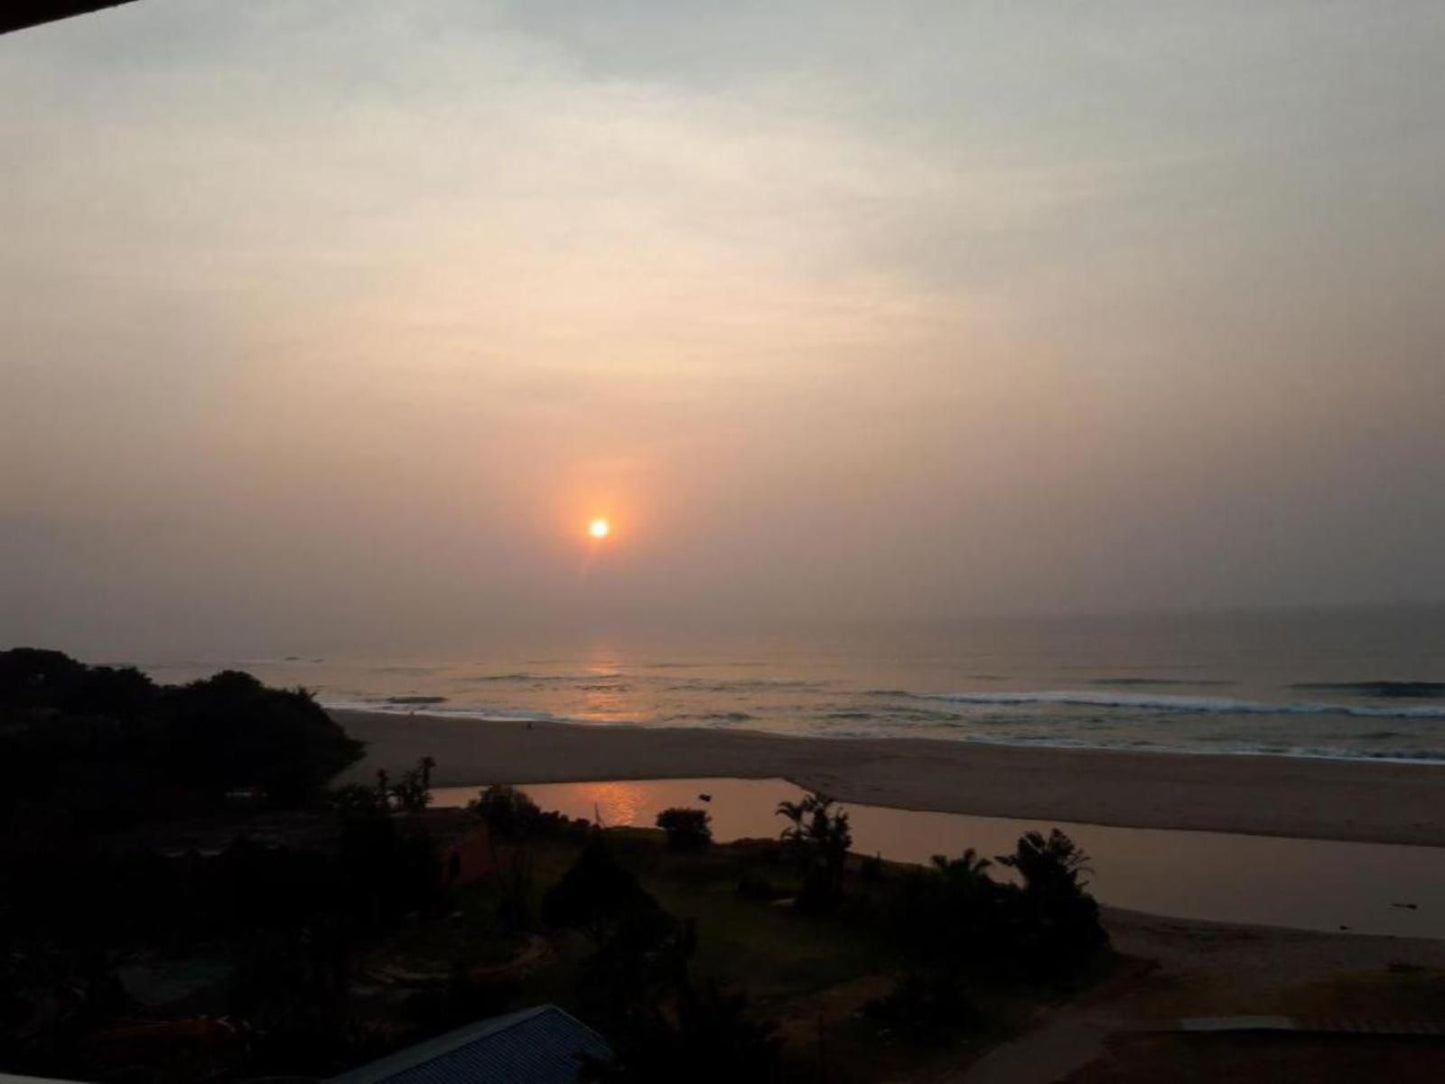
[
  {"x1": 329, "y1": 782, "x2": 389, "y2": 818},
  {"x1": 863, "y1": 971, "x2": 982, "y2": 1046},
  {"x1": 0, "y1": 650, "x2": 363, "y2": 822},
  {"x1": 996, "y1": 830, "x2": 1109, "y2": 977},
  {"x1": 775, "y1": 792, "x2": 852, "y2": 913},
  {"x1": 583, "y1": 979, "x2": 781, "y2": 1084},
  {"x1": 158, "y1": 671, "x2": 363, "y2": 807},
  {"x1": 868, "y1": 833, "x2": 1109, "y2": 981},
  {"x1": 736, "y1": 873, "x2": 787, "y2": 903},
  {"x1": 468, "y1": 784, "x2": 543, "y2": 839},
  {"x1": 542, "y1": 833, "x2": 664, "y2": 944},
  {"x1": 655, "y1": 807, "x2": 712, "y2": 850},
  {"x1": 390, "y1": 757, "x2": 435, "y2": 813}
]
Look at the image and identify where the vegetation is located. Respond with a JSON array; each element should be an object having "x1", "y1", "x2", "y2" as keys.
[
  {"x1": 876, "y1": 832, "x2": 1108, "y2": 983},
  {"x1": 656, "y1": 806, "x2": 713, "y2": 850},
  {"x1": 777, "y1": 792, "x2": 853, "y2": 912},
  {"x1": 0, "y1": 649, "x2": 1116, "y2": 1082},
  {"x1": 584, "y1": 979, "x2": 783, "y2": 1084},
  {"x1": 469, "y1": 782, "x2": 545, "y2": 838},
  {"x1": 862, "y1": 970, "x2": 983, "y2": 1046},
  {"x1": 547, "y1": 832, "x2": 782, "y2": 1082},
  {"x1": 332, "y1": 758, "x2": 439, "y2": 817},
  {"x1": 996, "y1": 829, "x2": 1108, "y2": 976},
  {"x1": 0, "y1": 647, "x2": 363, "y2": 825},
  {"x1": 543, "y1": 832, "x2": 670, "y2": 945}
]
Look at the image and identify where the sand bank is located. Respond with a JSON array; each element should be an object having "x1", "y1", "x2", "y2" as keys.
[{"x1": 333, "y1": 710, "x2": 1445, "y2": 847}]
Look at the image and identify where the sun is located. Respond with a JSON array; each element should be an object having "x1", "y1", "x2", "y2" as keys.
[{"x1": 588, "y1": 517, "x2": 611, "y2": 540}]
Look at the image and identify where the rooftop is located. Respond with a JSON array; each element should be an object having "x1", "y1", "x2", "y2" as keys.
[{"x1": 329, "y1": 1005, "x2": 611, "y2": 1084}]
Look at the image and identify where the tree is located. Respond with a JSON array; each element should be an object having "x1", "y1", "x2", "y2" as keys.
[
  {"x1": 543, "y1": 833, "x2": 665, "y2": 944},
  {"x1": 468, "y1": 784, "x2": 542, "y2": 839},
  {"x1": 583, "y1": 980, "x2": 782, "y2": 1083},
  {"x1": 329, "y1": 782, "x2": 389, "y2": 818},
  {"x1": 863, "y1": 970, "x2": 982, "y2": 1046},
  {"x1": 997, "y1": 830, "x2": 1090, "y2": 897},
  {"x1": 775, "y1": 792, "x2": 852, "y2": 912},
  {"x1": 996, "y1": 830, "x2": 1108, "y2": 976},
  {"x1": 390, "y1": 757, "x2": 435, "y2": 813},
  {"x1": 158, "y1": 671, "x2": 364, "y2": 806},
  {"x1": 932, "y1": 847, "x2": 992, "y2": 883},
  {"x1": 886, "y1": 847, "x2": 1007, "y2": 966},
  {"x1": 655, "y1": 807, "x2": 712, "y2": 850},
  {"x1": 776, "y1": 793, "x2": 851, "y2": 855},
  {"x1": 0, "y1": 650, "x2": 364, "y2": 823}
]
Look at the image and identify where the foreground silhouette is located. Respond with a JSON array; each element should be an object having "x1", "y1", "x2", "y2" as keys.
[{"x1": 0, "y1": 650, "x2": 1115, "y2": 1082}]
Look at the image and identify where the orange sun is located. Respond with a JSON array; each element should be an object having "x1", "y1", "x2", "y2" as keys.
[{"x1": 588, "y1": 517, "x2": 611, "y2": 540}]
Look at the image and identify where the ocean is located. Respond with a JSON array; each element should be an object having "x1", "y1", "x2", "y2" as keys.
[{"x1": 138, "y1": 606, "x2": 1445, "y2": 764}]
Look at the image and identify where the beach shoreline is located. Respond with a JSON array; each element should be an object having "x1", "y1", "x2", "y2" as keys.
[{"x1": 333, "y1": 709, "x2": 1445, "y2": 848}]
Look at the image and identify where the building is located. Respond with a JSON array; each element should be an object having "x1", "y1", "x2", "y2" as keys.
[{"x1": 329, "y1": 1005, "x2": 612, "y2": 1084}]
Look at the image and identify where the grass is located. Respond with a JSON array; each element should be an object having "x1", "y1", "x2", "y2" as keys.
[
  {"x1": 603, "y1": 829, "x2": 896, "y2": 1001},
  {"x1": 367, "y1": 821, "x2": 1116, "y2": 1080}
]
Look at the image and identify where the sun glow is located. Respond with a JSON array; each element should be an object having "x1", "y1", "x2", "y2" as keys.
[{"x1": 588, "y1": 517, "x2": 611, "y2": 540}]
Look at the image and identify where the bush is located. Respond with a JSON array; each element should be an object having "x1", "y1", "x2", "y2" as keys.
[
  {"x1": 996, "y1": 830, "x2": 1108, "y2": 976},
  {"x1": 331, "y1": 759, "x2": 435, "y2": 817},
  {"x1": 775, "y1": 792, "x2": 852, "y2": 913},
  {"x1": 542, "y1": 833, "x2": 664, "y2": 944},
  {"x1": 736, "y1": 874, "x2": 787, "y2": 903},
  {"x1": 329, "y1": 782, "x2": 389, "y2": 818},
  {"x1": 0, "y1": 649, "x2": 363, "y2": 823},
  {"x1": 871, "y1": 835, "x2": 1107, "y2": 981},
  {"x1": 863, "y1": 971, "x2": 982, "y2": 1046},
  {"x1": 390, "y1": 757, "x2": 435, "y2": 813},
  {"x1": 655, "y1": 807, "x2": 712, "y2": 850},
  {"x1": 468, "y1": 784, "x2": 543, "y2": 839},
  {"x1": 583, "y1": 980, "x2": 782, "y2": 1083}
]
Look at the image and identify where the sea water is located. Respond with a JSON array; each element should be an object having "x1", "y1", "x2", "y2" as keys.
[{"x1": 138, "y1": 605, "x2": 1445, "y2": 763}]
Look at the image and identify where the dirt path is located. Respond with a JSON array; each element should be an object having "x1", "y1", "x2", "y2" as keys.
[{"x1": 957, "y1": 909, "x2": 1445, "y2": 1083}]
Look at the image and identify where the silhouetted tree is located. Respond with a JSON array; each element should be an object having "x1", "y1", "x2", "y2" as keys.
[
  {"x1": 468, "y1": 783, "x2": 543, "y2": 839},
  {"x1": 335, "y1": 797, "x2": 441, "y2": 929},
  {"x1": 0, "y1": 651, "x2": 363, "y2": 822},
  {"x1": 655, "y1": 807, "x2": 712, "y2": 850},
  {"x1": 582, "y1": 979, "x2": 782, "y2": 1083},
  {"x1": 996, "y1": 830, "x2": 1108, "y2": 976},
  {"x1": 543, "y1": 832, "x2": 665, "y2": 944},
  {"x1": 776, "y1": 792, "x2": 852, "y2": 912},
  {"x1": 390, "y1": 757, "x2": 435, "y2": 813},
  {"x1": 329, "y1": 781, "x2": 389, "y2": 817},
  {"x1": 862, "y1": 970, "x2": 982, "y2": 1046}
]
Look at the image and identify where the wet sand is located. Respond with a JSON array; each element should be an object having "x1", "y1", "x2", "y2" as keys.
[{"x1": 333, "y1": 710, "x2": 1445, "y2": 847}]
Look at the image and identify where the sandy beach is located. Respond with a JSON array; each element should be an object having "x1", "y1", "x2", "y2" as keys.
[{"x1": 333, "y1": 710, "x2": 1445, "y2": 847}]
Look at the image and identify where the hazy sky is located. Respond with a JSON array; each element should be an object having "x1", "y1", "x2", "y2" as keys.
[{"x1": 3, "y1": 1, "x2": 1444, "y2": 656}]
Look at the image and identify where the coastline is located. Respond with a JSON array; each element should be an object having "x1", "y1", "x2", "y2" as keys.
[{"x1": 332, "y1": 709, "x2": 1445, "y2": 848}]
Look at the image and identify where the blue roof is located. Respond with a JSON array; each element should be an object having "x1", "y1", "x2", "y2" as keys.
[{"x1": 329, "y1": 1005, "x2": 612, "y2": 1084}]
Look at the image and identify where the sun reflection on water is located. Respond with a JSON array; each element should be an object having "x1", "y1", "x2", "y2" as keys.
[
  {"x1": 575, "y1": 654, "x2": 636, "y2": 724},
  {"x1": 570, "y1": 781, "x2": 646, "y2": 827}
]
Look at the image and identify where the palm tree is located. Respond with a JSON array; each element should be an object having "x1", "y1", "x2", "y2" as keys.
[
  {"x1": 775, "y1": 798, "x2": 808, "y2": 845},
  {"x1": 776, "y1": 793, "x2": 847, "y2": 849},
  {"x1": 997, "y1": 830, "x2": 1092, "y2": 896},
  {"x1": 776, "y1": 792, "x2": 853, "y2": 911},
  {"x1": 931, "y1": 847, "x2": 992, "y2": 884}
]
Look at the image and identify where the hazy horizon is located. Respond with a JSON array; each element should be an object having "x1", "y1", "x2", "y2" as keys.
[{"x1": 5, "y1": 2, "x2": 1445, "y2": 658}]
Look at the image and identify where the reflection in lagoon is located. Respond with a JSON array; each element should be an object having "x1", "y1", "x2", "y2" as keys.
[
  {"x1": 569, "y1": 781, "x2": 644, "y2": 828},
  {"x1": 432, "y1": 777, "x2": 1445, "y2": 940}
]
